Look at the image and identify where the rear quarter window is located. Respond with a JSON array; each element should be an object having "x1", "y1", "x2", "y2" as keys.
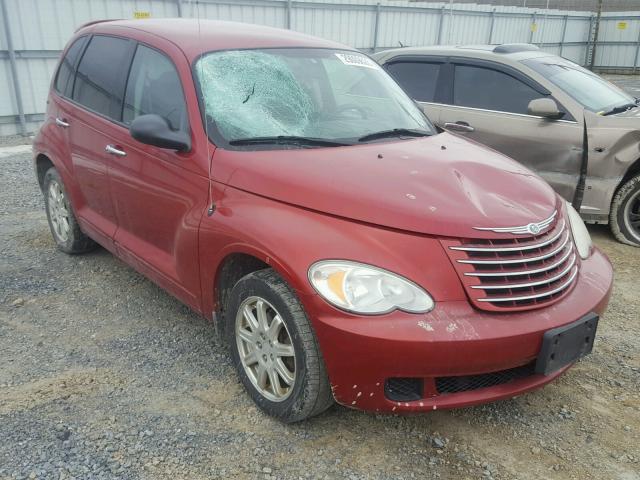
[{"x1": 54, "y1": 36, "x2": 88, "y2": 98}]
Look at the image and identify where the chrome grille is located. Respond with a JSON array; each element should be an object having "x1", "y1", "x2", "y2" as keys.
[{"x1": 442, "y1": 215, "x2": 579, "y2": 312}]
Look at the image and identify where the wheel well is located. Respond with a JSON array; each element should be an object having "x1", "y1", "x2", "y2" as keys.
[
  {"x1": 35, "y1": 154, "x2": 54, "y2": 191},
  {"x1": 621, "y1": 157, "x2": 640, "y2": 187},
  {"x1": 215, "y1": 253, "x2": 269, "y2": 317}
]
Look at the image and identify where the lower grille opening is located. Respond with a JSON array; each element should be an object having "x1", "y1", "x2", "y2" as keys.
[
  {"x1": 384, "y1": 378, "x2": 423, "y2": 401},
  {"x1": 436, "y1": 362, "x2": 535, "y2": 395}
]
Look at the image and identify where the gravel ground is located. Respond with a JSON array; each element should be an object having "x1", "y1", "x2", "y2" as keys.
[{"x1": 1, "y1": 77, "x2": 639, "y2": 480}]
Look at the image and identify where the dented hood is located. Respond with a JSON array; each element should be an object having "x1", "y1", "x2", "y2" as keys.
[{"x1": 214, "y1": 132, "x2": 558, "y2": 238}]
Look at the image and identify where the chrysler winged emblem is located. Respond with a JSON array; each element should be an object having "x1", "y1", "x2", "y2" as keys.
[{"x1": 473, "y1": 211, "x2": 557, "y2": 235}]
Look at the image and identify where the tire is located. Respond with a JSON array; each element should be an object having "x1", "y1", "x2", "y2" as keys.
[
  {"x1": 43, "y1": 167, "x2": 96, "y2": 254},
  {"x1": 610, "y1": 175, "x2": 640, "y2": 247},
  {"x1": 224, "y1": 268, "x2": 334, "y2": 422}
]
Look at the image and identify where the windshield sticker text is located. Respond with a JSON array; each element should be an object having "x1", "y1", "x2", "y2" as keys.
[{"x1": 335, "y1": 53, "x2": 379, "y2": 69}]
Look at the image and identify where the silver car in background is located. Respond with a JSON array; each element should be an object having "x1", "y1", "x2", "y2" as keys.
[{"x1": 374, "y1": 44, "x2": 640, "y2": 246}]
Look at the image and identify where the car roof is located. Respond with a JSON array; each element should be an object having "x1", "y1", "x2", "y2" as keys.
[
  {"x1": 373, "y1": 44, "x2": 555, "y2": 63},
  {"x1": 82, "y1": 18, "x2": 351, "y2": 61}
]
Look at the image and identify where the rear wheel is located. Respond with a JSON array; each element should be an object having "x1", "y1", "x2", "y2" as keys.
[
  {"x1": 43, "y1": 167, "x2": 96, "y2": 254},
  {"x1": 610, "y1": 175, "x2": 640, "y2": 247},
  {"x1": 225, "y1": 268, "x2": 333, "y2": 422}
]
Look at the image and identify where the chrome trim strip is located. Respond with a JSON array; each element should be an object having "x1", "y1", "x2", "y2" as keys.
[
  {"x1": 473, "y1": 210, "x2": 557, "y2": 235},
  {"x1": 450, "y1": 220, "x2": 565, "y2": 252},
  {"x1": 457, "y1": 232, "x2": 569, "y2": 265},
  {"x1": 464, "y1": 250, "x2": 575, "y2": 277},
  {"x1": 419, "y1": 102, "x2": 579, "y2": 124},
  {"x1": 476, "y1": 267, "x2": 578, "y2": 302},
  {"x1": 470, "y1": 255, "x2": 577, "y2": 290}
]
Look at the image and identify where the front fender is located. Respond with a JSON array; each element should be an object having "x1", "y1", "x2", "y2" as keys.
[
  {"x1": 198, "y1": 184, "x2": 466, "y2": 319},
  {"x1": 583, "y1": 116, "x2": 640, "y2": 218}
]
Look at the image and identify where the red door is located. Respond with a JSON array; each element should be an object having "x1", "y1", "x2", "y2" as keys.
[
  {"x1": 106, "y1": 43, "x2": 209, "y2": 311},
  {"x1": 65, "y1": 34, "x2": 136, "y2": 249},
  {"x1": 44, "y1": 35, "x2": 89, "y2": 209}
]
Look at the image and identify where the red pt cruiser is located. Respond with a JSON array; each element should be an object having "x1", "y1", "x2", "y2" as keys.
[{"x1": 33, "y1": 19, "x2": 613, "y2": 422}]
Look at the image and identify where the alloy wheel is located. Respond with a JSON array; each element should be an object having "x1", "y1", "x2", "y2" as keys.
[
  {"x1": 47, "y1": 180, "x2": 70, "y2": 243},
  {"x1": 235, "y1": 296, "x2": 296, "y2": 402},
  {"x1": 625, "y1": 189, "x2": 640, "y2": 242}
]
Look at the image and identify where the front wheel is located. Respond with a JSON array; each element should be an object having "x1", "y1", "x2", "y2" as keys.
[
  {"x1": 610, "y1": 175, "x2": 640, "y2": 247},
  {"x1": 225, "y1": 268, "x2": 333, "y2": 422}
]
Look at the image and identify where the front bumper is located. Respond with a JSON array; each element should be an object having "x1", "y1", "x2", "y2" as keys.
[{"x1": 302, "y1": 247, "x2": 613, "y2": 412}]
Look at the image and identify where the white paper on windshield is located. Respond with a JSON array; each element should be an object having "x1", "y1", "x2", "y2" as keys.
[{"x1": 335, "y1": 52, "x2": 379, "y2": 69}]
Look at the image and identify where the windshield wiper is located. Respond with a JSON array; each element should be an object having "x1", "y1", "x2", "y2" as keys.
[
  {"x1": 601, "y1": 103, "x2": 638, "y2": 116},
  {"x1": 228, "y1": 136, "x2": 352, "y2": 147},
  {"x1": 357, "y1": 128, "x2": 431, "y2": 142}
]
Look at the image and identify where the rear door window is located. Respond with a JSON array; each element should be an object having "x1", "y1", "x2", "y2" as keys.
[
  {"x1": 54, "y1": 36, "x2": 88, "y2": 98},
  {"x1": 122, "y1": 45, "x2": 188, "y2": 132},
  {"x1": 72, "y1": 35, "x2": 133, "y2": 120},
  {"x1": 385, "y1": 61, "x2": 441, "y2": 102},
  {"x1": 453, "y1": 64, "x2": 543, "y2": 114}
]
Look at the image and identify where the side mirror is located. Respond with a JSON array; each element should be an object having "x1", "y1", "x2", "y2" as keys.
[
  {"x1": 527, "y1": 98, "x2": 564, "y2": 120},
  {"x1": 130, "y1": 114, "x2": 191, "y2": 152}
]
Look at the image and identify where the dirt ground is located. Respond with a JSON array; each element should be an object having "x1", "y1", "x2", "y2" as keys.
[{"x1": 1, "y1": 79, "x2": 639, "y2": 480}]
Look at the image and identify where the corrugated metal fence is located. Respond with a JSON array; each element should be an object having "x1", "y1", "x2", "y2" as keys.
[{"x1": 1, "y1": 0, "x2": 640, "y2": 136}]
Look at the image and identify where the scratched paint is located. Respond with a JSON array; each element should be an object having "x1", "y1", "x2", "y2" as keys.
[{"x1": 417, "y1": 320, "x2": 434, "y2": 332}]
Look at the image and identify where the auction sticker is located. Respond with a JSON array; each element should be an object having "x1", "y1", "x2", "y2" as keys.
[{"x1": 335, "y1": 52, "x2": 379, "y2": 69}]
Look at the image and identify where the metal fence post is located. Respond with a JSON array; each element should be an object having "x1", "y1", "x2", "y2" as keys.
[
  {"x1": 372, "y1": 2, "x2": 381, "y2": 52},
  {"x1": 175, "y1": 0, "x2": 183, "y2": 17},
  {"x1": 633, "y1": 22, "x2": 640, "y2": 74},
  {"x1": 488, "y1": 8, "x2": 496, "y2": 44},
  {"x1": 589, "y1": 2, "x2": 602, "y2": 70},
  {"x1": 286, "y1": 0, "x2": 292, "y2": 29},
  {"x1": 584, "y1": 15, "x2": 595, "y2": 67},
  {"x1": 437, "y1": 6, "x2": 445, "y2": 45},
  {"x1": 529, "y1": 12, "x2": 537, "y2": 44},
  {"x1": 559, "y1": 14, "x2": 568, "y2": 57},
  {"x1": 1, "y1": 0, "x2": 27, "y2": 136}
]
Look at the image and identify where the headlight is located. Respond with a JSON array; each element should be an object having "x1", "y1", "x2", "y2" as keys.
[
  {"x1": 308, "y1": 260, "x2": 434, "y2": 315},
  {"x1": 566, "y1": 202, "x2": 592, "y2": 259}
]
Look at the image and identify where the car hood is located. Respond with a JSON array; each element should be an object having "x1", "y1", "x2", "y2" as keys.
[{"x1": 215, "y1": 132, "x2": 558, "y2": 238}]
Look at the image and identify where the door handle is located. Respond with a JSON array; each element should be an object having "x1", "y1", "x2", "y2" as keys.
[
  {"x1": 105, "y1": 144, "x2": 127, "y2": 157},
  {"x1": 444, "y1": 121, "x2": 475, "y2": 133},
  {"x1": 55, "y1": 117, "x2": 70, "y2": 128}
]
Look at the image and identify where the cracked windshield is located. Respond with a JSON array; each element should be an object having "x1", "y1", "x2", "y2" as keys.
[{"x1": 195, "y1": 48, "x2": 433, "y2": 146}]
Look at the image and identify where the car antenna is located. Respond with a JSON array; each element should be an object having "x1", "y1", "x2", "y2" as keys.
[
  {"x1": 398, "y1": 41, "x2": 405, "y2": 48},
  {"x1": 192, "y1": 1, "x2": 216, "y2": 216}
]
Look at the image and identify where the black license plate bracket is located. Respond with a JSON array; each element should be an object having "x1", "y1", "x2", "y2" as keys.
[{"x1": 535, "y1": 313, "x2": 599, "y2": 376}]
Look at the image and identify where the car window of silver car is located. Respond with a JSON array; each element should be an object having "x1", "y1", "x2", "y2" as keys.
[
  {"x1": 453, "y1": 64, "x2": 544, "y2": 115},
  {"x1": 523, "y1": 57, "x2": 636, "y2": 114},
  {"x1": 385, "y1": 61, "x2": 441, "y2": 102}
]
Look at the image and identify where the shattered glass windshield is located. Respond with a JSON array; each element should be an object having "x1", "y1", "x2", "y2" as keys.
[{"x1": 195, "y1": 48, "x2": 434, "y2": 147}]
